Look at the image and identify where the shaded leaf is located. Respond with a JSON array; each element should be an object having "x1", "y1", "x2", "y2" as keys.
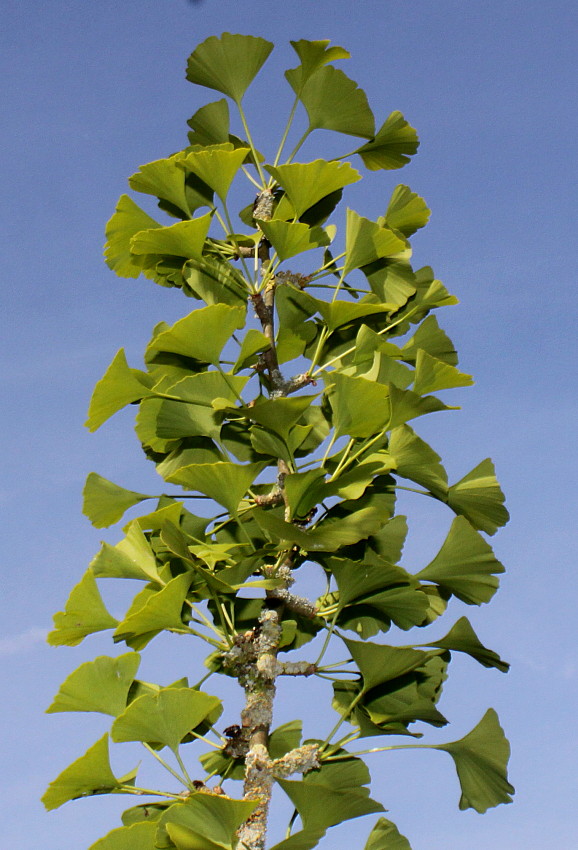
[
  {"x1": 356, "y1": 111, "x2": 419, "y2": 171},
  {"x1": 342, "y1": 638, "x2": 426, "y2": 691},
  {"x1": 416, "y1": 516, "x2": 505, "y2": 605},
  {"x1": 111, "y1": 687, "x2": 221, "y2": 753},
  {"x1": 129, "y1": 157, "x2": 191, "y2": 218},
  {"x1": 48, "y1": 570, "x2": 118, "y2": 647},
  {"x1": 83, "y1": 473, "x2": 151, "y2": 529},
  {"x1": 388, "y1": 425, "x2": 448, "y2": 499},
  {"x1": 158, "y1": 794, "x2": 258, "y2": 848},
  {"x1": 183, "y1": 255, "x2": 249, "y2": 306},
  {"x1": 187, "y1": 99, "x2": 230, "y2": 146},
  {"x1": 422, "y1": 616, "x2": 509, "y2": 672},
  {"x1": 232, "y1": 328, "x2": 271, "y2": 373},
  {"x1": 435, "y1": 709, "x2": 514, "y2": 812},
  {"x1": 42, "y1": 734, "x2": 126, "y2": 811},
  {"x1": 289, "y1": 38, "x2": 350, "y2": 89},
  {"x1": 269, "y1": 829, "x2": 327, "y2": 850},
  {"x1": 47, "y1": 653, "x2": 140, "y2": 716},
  {"x1": 186, "y1": 33, "x2": 274, "y2": 103},
  {"x1": 448, "y1": 459, "x2": 509, "y2": 535},
  {"x1": 180, "y1": 145, "x2": 250, "y2": 202},
  {"x1": 364, "y1": 817, "x2": 412, "y2": 850},
  {"x1": 166, "y1": 461, "x2": 266, "y2": 514}
]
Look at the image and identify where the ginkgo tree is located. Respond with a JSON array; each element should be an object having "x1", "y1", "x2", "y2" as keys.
[{"x1": 44, "y1": 33, "x2": 514, "y2": 850}]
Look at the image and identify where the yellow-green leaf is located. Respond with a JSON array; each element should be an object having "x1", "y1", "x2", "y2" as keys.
[{"x1": 48, "y1": 570, "x2": 118, "y2": 647}]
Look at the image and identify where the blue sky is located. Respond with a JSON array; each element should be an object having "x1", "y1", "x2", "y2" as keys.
[{"x1": 1, "y1": 1, "x2": 576, "y2": 847}]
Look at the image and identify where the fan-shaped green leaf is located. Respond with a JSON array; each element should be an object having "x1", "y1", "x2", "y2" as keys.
[
  {"x1": 130, "y1": 214, "x2": 212, "y2": 261},
  {"x1": 129, "y1": 157, "x2": 191, "y2": 218},
  {"x1": 88, "y1": 822, "x2": 158, "y2": 850},
  {"x1": 232, "y1": 328, "x2": 271, "y2": 373},
  {"x1": 187, "y1": 99, "x2": 230, "y2": 147},
  {"x1": 269, "y1": 720, "x2": 303, "y2": 759},
  {"x1": 324, "y1": 372, "x2": 391, "y2": 439},
  {"x1": 180, "y1": 145, "x2": 250, "y2": 202},
  {"x1": 184, "y1": 255, "x2": 249, "y2": 306},
  {"x1": 435, "y1": 709, "x2": 514, "y2": 812},
  {"x1": 113, "y1": 572, "x2": 194, "y2": 648},
  {"x1": 344, "y1": 210, "x2": 407, "y2": 275},
  {"x1": 146, "y1": 303, "x2": 245, "y2": 365},
  {"x1": 86, "y1": 349, "x2": 155, "y2": 432},
  {"x1": 384, "y1": 185, "x2": 430, "y2": 237},
  {"x1": 83, "y1": 473, "x2": 151, "y2": 528},
  {"x1": 238, "y1": 395, "x2": 317, "y2": 443},
  {"x1": 388, "y1": 384, "x2": 455, "y2": 430},
  {"x1": 364, "y1": 817, "x2": 412, "y2": 850},
  {"x1": 166, "y1": 461, "x2": 266, "y2": 514},
  {"x1": 416, "y1": 516, "x2": 505, "y2": 604},
  {"x1": 91, "y1": 521, "x2": 162, "y2": 583},
  {"x1": 284, "y1": 469, "x2": 326, "y2": 520},
  {"x1": 388, "y1": 425, "x2": 448, "y2": 499},
  {"x1": 48, "y1": 570, "x2": 118, "y2": 647},
  {"x1": 401, "y1": 315, "x2": 457, "y2": 365},
  {"x1": 259, "y1": 219, "x2": 330, "y2": 261},
  {"x1": 448, "y1": 459, "x2": 509, "y2": 535},
  {"x1": 355, "y1": 111, "x2": 419, "y2": 171},
  {"x1": 287, "y1": 65, "x2": 375, "y2": 139},
  {"x1": 47, "y1": 653, "x2": 140, "y2": 716},
  {"x1": 158, "y1": 795, "x2": 258, "y2": 848},
  {"x1": 266, "y1": 160, "x2": 360, "y2": 219},
  {"x1": 42, "y1": 734, "x2": 125, "y2": 811},
  {"x1": 269, "y1": 829, "x2": 327, "y2": 850},
  {"x1": 278, "y1": 756, "x2": 384, "y2": 832},
  {"x1": 104, "y1": 195, "x2": 161, "y2": 278},
  {"x1": 288, "y1": 39, "x2": 350, "y2": 90},
  {"x1": 413, "y1": 349, "x2": 473, "y2": 395},
  {"x1": 111, "y1": 686, "x2": 220, "y2": 753},
  {"x1": 362, "y1": 258, "x2": 417, "y2": 307},
  {"x1": 186, "y1": 33, "x2": 274, "y2": 103},
  {"x1": 422, "y1": 617, "x2": 509, "y2": 672},
  {"x1": 342, "y1": 638, "x2": 426, "y2": 692}
]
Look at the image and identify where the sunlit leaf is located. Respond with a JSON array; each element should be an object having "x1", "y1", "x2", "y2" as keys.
[
  {"x1": 434, "y1": 709, "x2": 514, "y2": 812},
  {"x1": 42, "y1": 734, "x2": 127, "y2": 811},
  {"x1": 364, "y1": 817, "x2": 412, "y2": 850},
  {"x1": 355, "y1": 111, "x2": 419, "y2": 171},
  {"x1": 401, "y1": 315, "x2": 457, "y2": 366},
  {"x1": 166, "y1": 461, "x2": 266, "y2": 514},
  {"x1": 47, "y1": 653, "x2": 140, "y2": 716},
  {"x1": 324, "y1": 372, "x2": 391, "y2": 439},
  {"x1": 344, "y1": 210, "x2": 407, "y2": 275},
  {"x1": 88, "y1": 822, "x2": 158, "y2": 850},
  {"x1": 104, "y1": 195, "x2": 160, "y2": 278},
  {"x1": 388, "y1": 424, "x2": 448, "y2": 499},
  {"x1": 384, "y1": 185, "x2": 430, "y2": 237},
  {"x1": 113, "y1": 572, "x2": 194, "y2": 648},
  {"x1": 184, "y1": 255, "x2": 249, "y2": 306},
  {"x1": 448, "y1": 459, "x2": 509, "y2": 535},
  {"x1": 86, "y1": 349, "x2": 154, "y2": 432},
  {"x1": 269, "y1": 720, "x2": 303, "y2": 758},
  {"x1": 287, "y1": 65, "x2": 375, "y2": 139},
  {"x1": 130, "y1": 214, "x2": 212, "y2": 261},
  {"x1": 180, "y1": 145, "x2": 250, "y2": 202},
  {"x1": 284, "y1": 469, "x2": 326, "y2": 520},
  {"x1": 83, "y1": 473, "x2": 151, "y2": 528},
  {"x1": 269, "y1": 829, "x2": 327, "y2": 850},
  {"x1": 388, "y1": 384, "x2": 455, "y2": 430},
  {"x1": 413, "y1": 349, "x2": 473, "y2": 395},
  {"x1": 362, "y1": 258, "x2": 416, "y2": 307},
  {"x1": 129, "y1": 157, "x2": 191, "y2": 218},
  {"x1": 238, "y1": 395, "x2": 318, "y2": 443},
  {"x1": 186, "y1": 33, "x2": 274, "y2": 102},
  {"x1": 48, "y1": 570, "x2": 118, "y2": 647},
  {"x1": 111, "y1": 687, "x2": 221, "y2": 753},
  {"x1": 422, "y1": 617, "x2": 509, "y2": 672},
  {"x1": 91, "y1": 521, "x2": 162, "y2": 583},
  {"x1": 288, "y1": 39, "x2": 350, "y2": 90},
  {"x1": 158, "y1": 794, "x2": 259, "y2": 848},
  {"x1": 266, "y1": 160, "x2": 360, "y2": 219},
  {"x1": 259, "y1": 219, "x2": 330, "y2": 261},
  {"x1": 416, "y1": 516, "x2": 505, "y2": 605},
  {"x1": 146, "y1": 303, "x2": 245, "y2": 365}
]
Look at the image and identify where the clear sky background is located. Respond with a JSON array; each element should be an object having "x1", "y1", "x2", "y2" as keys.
[{"x1": 1, "y1": 1, "x2": 576, "y2": 848}]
